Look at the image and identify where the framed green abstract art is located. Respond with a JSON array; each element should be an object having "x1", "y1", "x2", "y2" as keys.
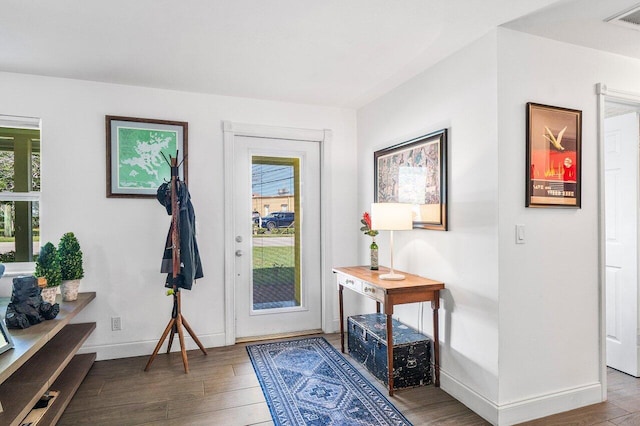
[{"x1": 106, "y1": 116, "x2": 188, "y2": 198}]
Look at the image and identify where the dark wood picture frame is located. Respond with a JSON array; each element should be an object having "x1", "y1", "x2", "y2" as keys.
[
  {"x1": 374, "y1": 129, "x2": 448, "y2": 230},
  {"x1": 106, "y1": 115, "x2": 188, "y2": 198},
  {"x1": 526, "y1": 103, "x2": 582, "y2": 208}
]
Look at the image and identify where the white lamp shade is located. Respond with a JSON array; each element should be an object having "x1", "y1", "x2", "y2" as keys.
[{"x1": 371, "y1": 203, "x2": 413, "y2": 231}]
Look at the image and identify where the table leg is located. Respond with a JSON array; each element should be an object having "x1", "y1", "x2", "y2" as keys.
[
  {"x1": 432, "y1": 291, "x2": 440, "y2": 387},
  {"x1": 339, "y1": 285, "x2": 345, "y2": 353},
  {"x1": 386, "y1": 313, "x2": 394, "y2": 396}
]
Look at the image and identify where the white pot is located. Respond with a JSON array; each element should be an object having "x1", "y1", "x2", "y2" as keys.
[
  {"x1": 41, "y1": 286, "x2": 58, "y2": 304},
  {"x1": 60, "y1": 279, "x2": 81, "y2": 301}
]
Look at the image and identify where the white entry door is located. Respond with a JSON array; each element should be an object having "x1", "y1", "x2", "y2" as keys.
[
  {"x1": 605, "y1": 110, "x2": 640, "y2": 377},
  {"x1": 233, "y1": 135, "x2": 322, "y2": 340}
]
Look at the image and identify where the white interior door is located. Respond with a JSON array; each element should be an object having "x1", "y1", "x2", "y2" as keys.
[
  {"x1": 233, "y1": 135, "x2": 321, "y2": 340},
  {"x1": 605, "y1": 110, "x2": 640, "y2": 377}
]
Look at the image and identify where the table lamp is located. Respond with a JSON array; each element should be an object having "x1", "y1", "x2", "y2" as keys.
[{"x1": 371, "y1": 202, "x2": 413, "y2": 280}]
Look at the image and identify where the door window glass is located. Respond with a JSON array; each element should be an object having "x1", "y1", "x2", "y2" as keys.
[{"x1": 251, "y1": 157, "x2": 300, "y2": 310}]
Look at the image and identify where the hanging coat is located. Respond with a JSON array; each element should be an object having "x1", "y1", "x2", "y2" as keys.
[{"x1": 157, "y1": 180, "x2": 204, "y2": 290}]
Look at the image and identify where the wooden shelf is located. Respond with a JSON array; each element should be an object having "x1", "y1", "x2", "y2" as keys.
[
  {"x1": 40, "y1": 353, "x2": 96, "y2": 425},
  {"x1": 0, "y1": 292, "x2": 96, "y2": 426},
  {"x1": 0, "y1": 292, "x2": 96, "y2": 384}
]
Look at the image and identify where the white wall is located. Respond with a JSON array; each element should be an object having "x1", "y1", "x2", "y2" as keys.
[
  {"x1": 0, "y1": 71, "x2": 359, "y2": 359},
  {"x1": 358, "y1": 27, "x2": 640, "y2": 425},
  {"x1": 496, "y1": 28, "x2": 640, "y2": 423},
  {"x1": 357, "y1": 32, "x2": 501, "y2": 420}
]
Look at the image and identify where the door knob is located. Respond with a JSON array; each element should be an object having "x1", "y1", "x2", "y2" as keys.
[{"x1": 235, "y1": 250, "x2": 243, "y2": 257}]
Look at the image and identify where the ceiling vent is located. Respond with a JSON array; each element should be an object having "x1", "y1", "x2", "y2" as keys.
[{"x1": 606, "y1": 4, "x2": 640, "y2": 30}]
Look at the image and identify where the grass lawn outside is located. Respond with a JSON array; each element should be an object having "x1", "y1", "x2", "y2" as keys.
[
  {"x1": 252, "y1": 245, "x2": 297, "y2": 304},
  {"x1": 253, "y1": 246, "x2": 295, "y2": 270}
]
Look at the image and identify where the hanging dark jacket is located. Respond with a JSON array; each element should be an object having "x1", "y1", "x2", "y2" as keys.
[{"x1": 158, "y1": 181, "x2": 204, "y2": 290}]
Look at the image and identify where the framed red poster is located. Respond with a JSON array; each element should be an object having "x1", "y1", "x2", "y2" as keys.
[{"x1": 526, "y1": 103, "x2": 582, "y2": 208}]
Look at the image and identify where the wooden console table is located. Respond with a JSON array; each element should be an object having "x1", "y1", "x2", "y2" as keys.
[
  {"x1": 0, "y1": 292, "x2": 96, "y2": 425},
  {"x1": 333, "y1": 266, "x2": 444, "y2": 396}
]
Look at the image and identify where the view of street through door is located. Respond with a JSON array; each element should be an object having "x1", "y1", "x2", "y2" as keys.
[{"x1": 251, "y1": 157, "x2": 299, "y2": 310}]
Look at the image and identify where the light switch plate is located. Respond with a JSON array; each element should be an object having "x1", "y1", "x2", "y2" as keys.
[{"x1": 516, "y1": 224, "x2": 525, "y2": 244}]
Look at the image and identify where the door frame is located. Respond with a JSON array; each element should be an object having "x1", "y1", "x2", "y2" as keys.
[
  {"x1": 597, "y1": 83, "x2": 640, "y2": 399},
  {"x1": 222, "y1": 121, "x2": 332, "y2": 345}
]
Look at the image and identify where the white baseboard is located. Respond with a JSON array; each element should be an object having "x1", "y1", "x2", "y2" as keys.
[
  {"x1": 83, "y1": 323, "x2": 344, "y2": 362},
  {"x1": 78, "y1": 332, "x2": 227, "y2": 361},
  {"x1": 440, "y1": 369, "x2": 604, "y2": 425},
  {"x1": 497, "y1": 382, "x2": 603, "y2": 425},
  {"x1": 440, "y1": 369, "x2": 499, "y2": 424},
  {"x1": 331, "y1": 318, "x2": 340, "y2": 333}
]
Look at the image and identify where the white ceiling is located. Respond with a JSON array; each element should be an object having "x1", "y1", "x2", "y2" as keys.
[
  {"x1": 1, "y1": 0, "x2": 639, "y2": 108},
  {"x1": 503, "y1": 0, "x2": 640, "y2": 60}
]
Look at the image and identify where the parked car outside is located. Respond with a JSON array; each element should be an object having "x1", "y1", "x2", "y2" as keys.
[{"x1": 260, "y1": 212, "x2": 294, "y2": 231}]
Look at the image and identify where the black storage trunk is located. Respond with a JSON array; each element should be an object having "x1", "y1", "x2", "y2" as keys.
[{"x1": 347, "y1": 313, "x2": 432, "y2": 390}]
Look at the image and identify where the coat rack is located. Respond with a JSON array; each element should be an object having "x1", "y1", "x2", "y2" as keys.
[{"x1": 145, "y1": 154, "x2": 207, "y2": 373}]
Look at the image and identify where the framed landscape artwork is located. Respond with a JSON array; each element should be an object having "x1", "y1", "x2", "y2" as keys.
[
  {"x1": 374, "y1": 129, "x2": 448, "y2": 230},
  {"x1": 106, "y1": 116, "x2": 188, "y2": 198},
  {"x1": 526, "y1": 103, "x2": 582, "y2": 208}
]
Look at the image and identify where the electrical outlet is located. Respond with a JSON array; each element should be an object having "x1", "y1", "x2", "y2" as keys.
[{"x1": 111, "y1": 316, "x2": 122, "y2": 331}]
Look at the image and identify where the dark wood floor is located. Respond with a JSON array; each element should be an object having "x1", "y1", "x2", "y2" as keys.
[{"x1": 58, "y1": 334, "x2": 640, "y2": 425}]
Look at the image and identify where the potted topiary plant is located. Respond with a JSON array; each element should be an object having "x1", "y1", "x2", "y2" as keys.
[
  {"x1": 35, "y1": 242, "x2": 62, "y2": 304},
  {"x1": 58, "y1": 232, "x2": 84, "y2": 301}
]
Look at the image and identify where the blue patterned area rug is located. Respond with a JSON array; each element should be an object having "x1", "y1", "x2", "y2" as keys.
[{"x1": 246, "y1": 336, "x2": 412, "y2": 426}]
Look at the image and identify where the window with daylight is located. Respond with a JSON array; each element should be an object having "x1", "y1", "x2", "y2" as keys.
[{"x1": 0, "y1": 116, "x2": 41, "y2": 264}]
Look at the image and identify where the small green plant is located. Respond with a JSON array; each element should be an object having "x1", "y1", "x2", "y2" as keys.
[
  {"x1": 58, "y1": 232, "x2": 84, "y2": 280},
  {"x1": 0, "y1": 250, "x2": 15, "y2": 263},
  {"x1": 35, "y1": 242, "x2": 62, "y2": 287}
]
